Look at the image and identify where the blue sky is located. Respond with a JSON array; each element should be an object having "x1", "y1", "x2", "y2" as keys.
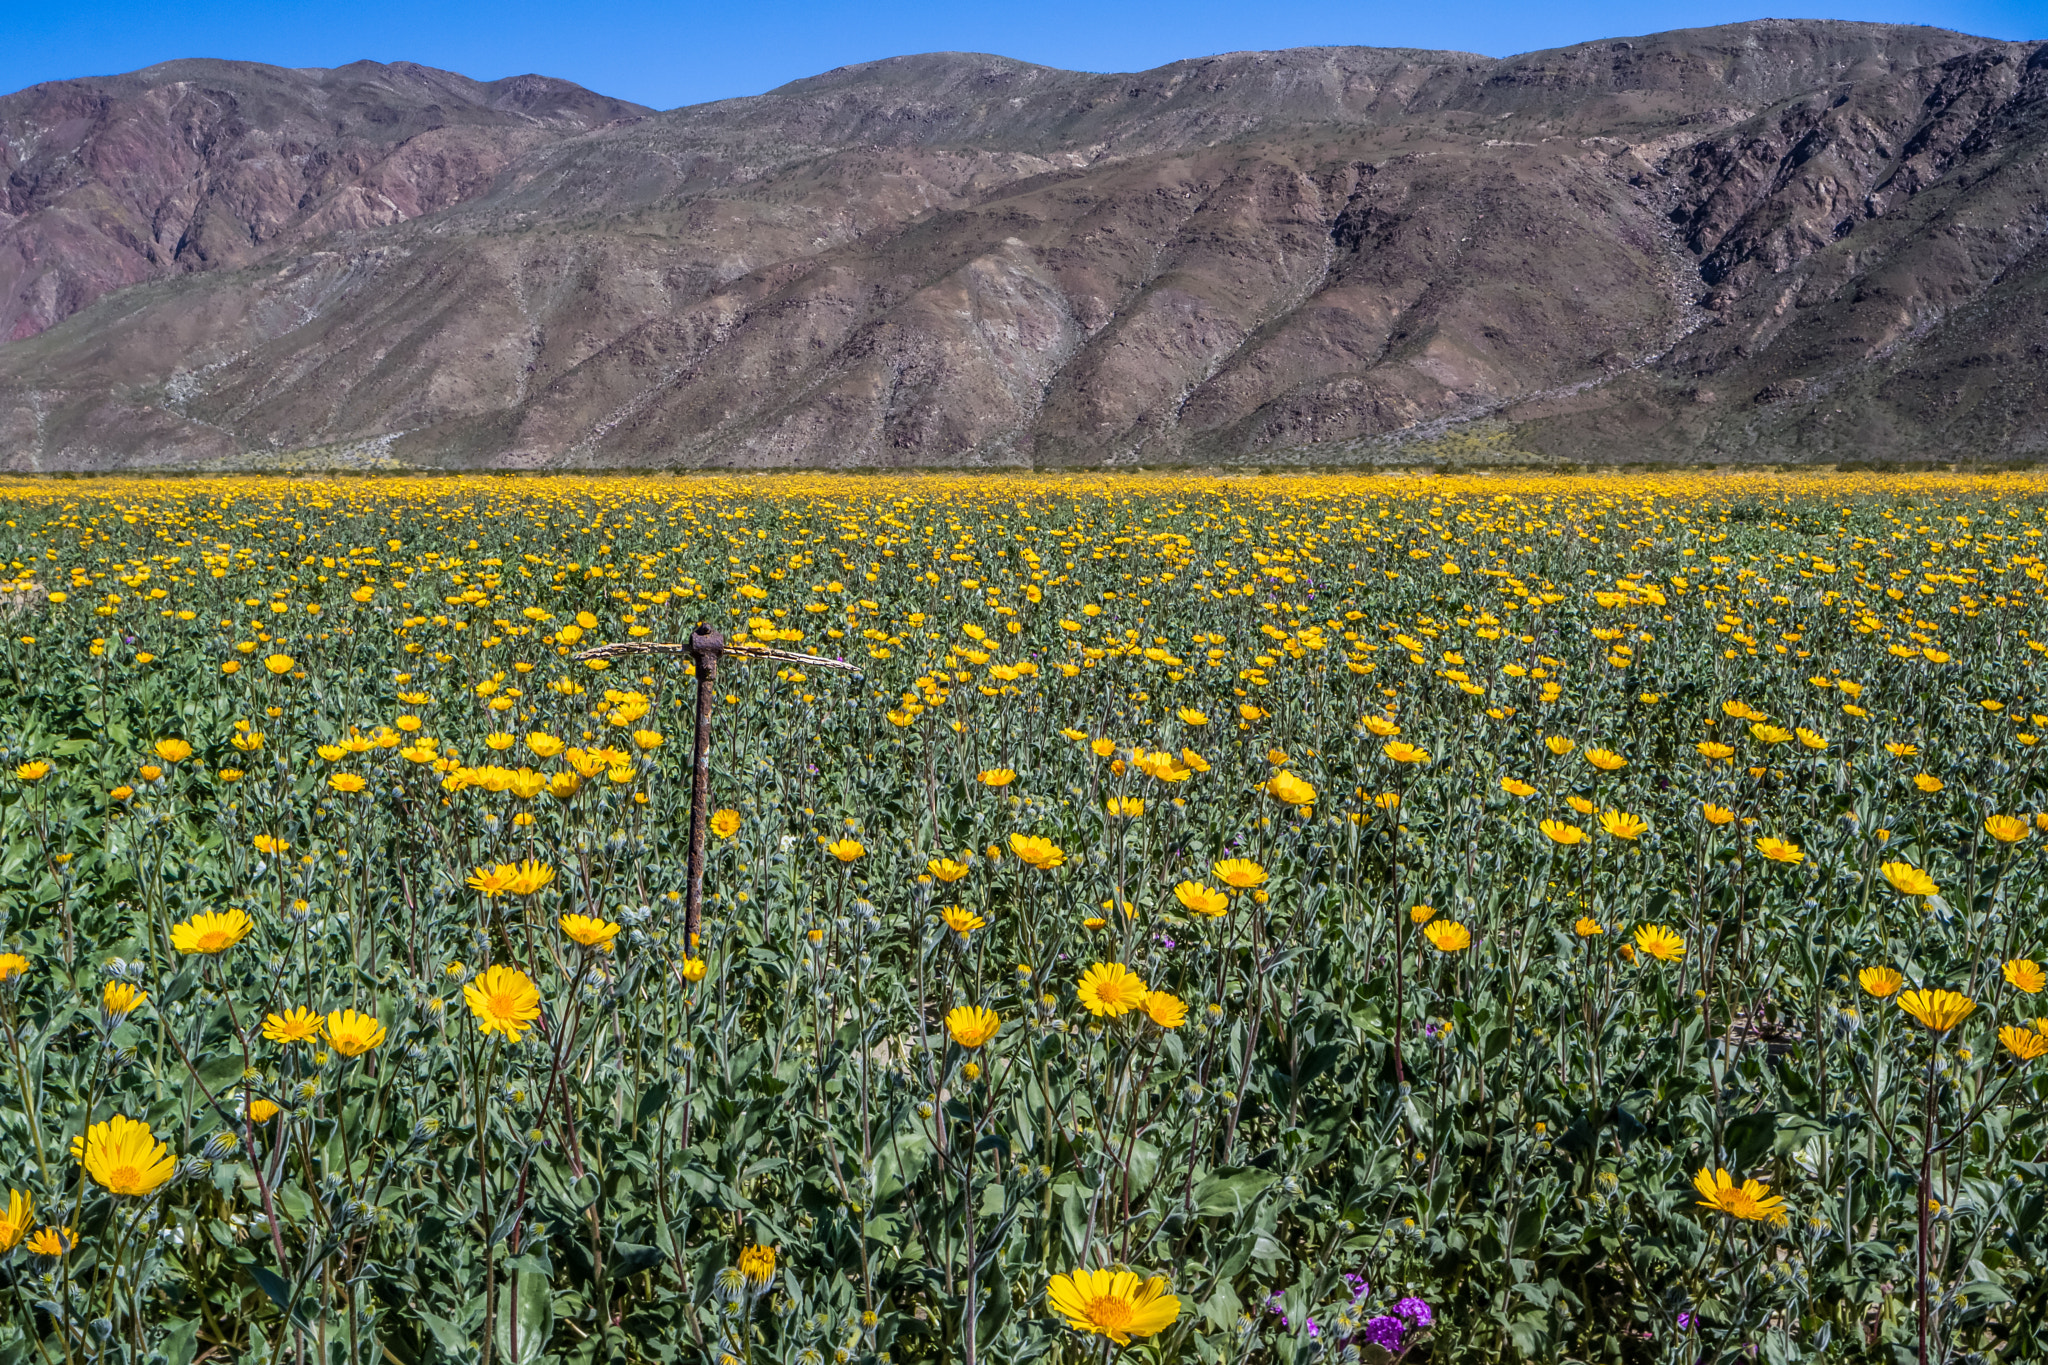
[{"x1": 4, "y1": 0, "x2": 2041, "y2": 109}]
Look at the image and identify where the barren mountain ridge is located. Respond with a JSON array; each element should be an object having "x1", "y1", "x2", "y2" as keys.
[{"x1": 2, "y1": 20, "x2": 2044, "y2": 470}]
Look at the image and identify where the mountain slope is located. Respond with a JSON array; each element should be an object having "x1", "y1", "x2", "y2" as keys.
[
  {"x1": 0, "y1": 21, "x2": 2043, "y2": 471},
  {"x1": 0, "y1": 60, "x2": 648, "y2": 344}
]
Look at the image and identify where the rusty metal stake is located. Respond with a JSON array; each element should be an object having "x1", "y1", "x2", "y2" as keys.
[
  {"x1": 572, "y1": 625, "x2": 861, "y2": 950},
  {"x1": 683, "y1": 624, "x2": 722, "y2": 949}
]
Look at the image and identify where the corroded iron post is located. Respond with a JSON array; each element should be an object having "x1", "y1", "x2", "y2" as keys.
[
  {"x1": 570, "y1": 624, "x2": 858, "y2": 949},
  {"x1": 684, "y1": 623, "x2": 723, "y2": 947}
]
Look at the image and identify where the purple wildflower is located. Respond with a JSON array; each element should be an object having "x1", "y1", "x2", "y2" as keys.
[
  {"x1": 1394, "y1": 1297, "x2": 1433, "y2": 1328},
  {"x1": 1343, "y1": 1273, "x2": 1371, "y2": 1301},
  {"x1": 1364, "y1": 1316, "x2": 1405, "y2": 1350}
]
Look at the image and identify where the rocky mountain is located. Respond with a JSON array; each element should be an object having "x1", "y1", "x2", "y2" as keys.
[{"x1": 0, "y1": 21, "x2": 2043, "y2": 471}]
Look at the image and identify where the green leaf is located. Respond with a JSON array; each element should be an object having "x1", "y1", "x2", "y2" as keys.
[{"x1": 1192, "y1": 1168, "x2": 1279, "y2": 1217}]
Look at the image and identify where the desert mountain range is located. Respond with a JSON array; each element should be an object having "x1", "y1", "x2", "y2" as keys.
[{"x1": 2, "y1": 20, "x2": 2044, "y2": 471}]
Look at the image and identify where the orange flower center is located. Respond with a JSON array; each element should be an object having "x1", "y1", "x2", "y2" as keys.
[
  {"x1": 1099, "y1": 979, "x2": 1145, "y2": 1008},
  {"x1": 195, "y1": 930, "x2": 232, "y2": 952},
  {"x1": 1085, "y1": 1297, "x2": 1134, "y2": 1332}
]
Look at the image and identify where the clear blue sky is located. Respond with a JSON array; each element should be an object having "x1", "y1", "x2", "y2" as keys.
[{"x1": 4, "y1": 0, "x2": 2041, "y2": 110}]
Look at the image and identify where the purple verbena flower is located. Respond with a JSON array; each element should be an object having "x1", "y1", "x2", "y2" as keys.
[
  {"x1": 1364, "y1": 1315, "x2": 1405, "y2": 1350},
  {"x1": 1342, "y1": 1272, "x2": 1371, "y2": 1301},
  {"x1": 1394, "y1": 1296, "x2": 1433, "y2": 1328}
]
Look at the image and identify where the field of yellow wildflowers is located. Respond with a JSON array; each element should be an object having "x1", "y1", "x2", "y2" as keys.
[{"x1": 1, "y1": 471, "x2": 2046, "y2": 1365}]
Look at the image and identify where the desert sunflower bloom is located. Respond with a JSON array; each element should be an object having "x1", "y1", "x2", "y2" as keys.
[
  {"x1": 945, "y1": 1005, "x2": 1001, "y2": 1047},
  {"x1": 1173, "y1": 882, "x2": 1227, "y2": 916},
  {"x1": 14, "y1": 760, "x2": 50, "y2": 781},
  {"x1": 25, "y1": 1227, "x2": 73, "y2": 1257},
  {"x1": 1046, "y1": 1268, "x2": 1181, "y2": 1343},
  {"x1": 1599, "y1": 810, "x2": 1647, "y2": 840},
  {"x1": 2002, "y1": 959, "x2": 2045, "y2": 994},
  {"x1": 263, "y1": 653, "x2": 296, "y2": 676},
  {"x1": 0, "y1": 1190, "x2": 29, "y2": 1251},
  {"x1": 101, "y1": 981, "x2": 147, "y2": 1019},
  {"x1": 1144, "y1": 991, "x2": 1188, "y2": 1027},
  {"x1": 0, "y1": 952, "x2": 22, "y2": 981},
  {"x1": 1211, "y1": 858, "x2": 1266, "y2": 889},
  {"x1": 170, "y1": 909, "x2": 254, "y2": 955},
  {"x1": 1382, "y1": 741, "x2": 1430, "y2": 765},
  {"x1": 940, "y1": 905, "x2": 986, "y2": 935},
  {"x1": 737, "y1": 1243, "x2": 776, "y2": 1286},
  {"x1": 1076, "y1": 963, "x2": 1149, "y2": 1018},
  {"x1": 1985, "y1": 814, "x2": 2029, "y2": 844},
  {"x1": 823, "y1": 837, "x2": 866, "y2": 862},
  {"x1": 679, "y1": 957, "x2": 708, "y2": 983},
  {"x1": 928, "y1": 857, "x2": 971, "y2": 883},
  {"x1": 327, "y1": 773, "x2": 367, "y2": 794},
  {"x1": 1633, "y1": 925, "x2": 1685, "y2": 963},
  {"x1": 81, "y1": 1115, "x2": 177, "y2": 1196},
  {"x1": 1881, "y1": 862, "x2": 1939, "y2": 897},
  {"x1": 1858, "y1": 967, "x2": 1903, "y2": 998},
  {"x1": 2000, "y1": 1025, "x2": 2048, "y2": 1061},
  {"x1": 1754, "y1": 837, "x2": 1804, "y2": 864},
  {"x1": 152, "y1": 738, "x2": 193, "y2": 764},
  {"x1": 465, "y1": 964, "x2": 542, "y2": 1041},
  {"x1": 1423, "y1": 921, "x2": 1471, "y2": 952},
  {"x1": 559, "y1": 914, "x2": 622, "y2": 949},
  {"x1": 1266, "y1": 771, "x2": 1316, "y2": 806},
  {"x1": 710, "y1": 808, "x2": 741, "y2": 838},
  {"x1": 506, "y1": 860, "x2": 555, "y2": 896},
  {"x1": 263, "y1": 1006, "x2": 323, "y2": 1043},
  {"x1": 1701, "y1": 803, "x2": 1735, "y2": 825},
  {"x1": 1693, "y1": 1167, "x2": 1788, "y2": 1225},
  {"x1": 1898, "y1": 988, "x2": 1975, "y2": 1032},
  {"x1": 1574, "y1": 917, "x2": 1603, "y2": 937},
  {"x1": 323, "y1": 1009, "x2": 387, "y2": 1057},
  {"x1": 1501, "y1": 777, "x2": 1536, "y2": 797},
  {"x1": 1583, "y1": 748, "x2": 1626, "y2": 771},
  {"x1": 467, "y1": 864, "x2": 518, "y2": 897},
  {"x1": 1539, "y1": 819, "x2": 1586, "y2": 846},
  {"x1": 1009, "y1": 833, "x2": 1066, "y2": 869},
  {"x1": 977, "y1": 768, "x2": 1017, "y2": 787}
]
